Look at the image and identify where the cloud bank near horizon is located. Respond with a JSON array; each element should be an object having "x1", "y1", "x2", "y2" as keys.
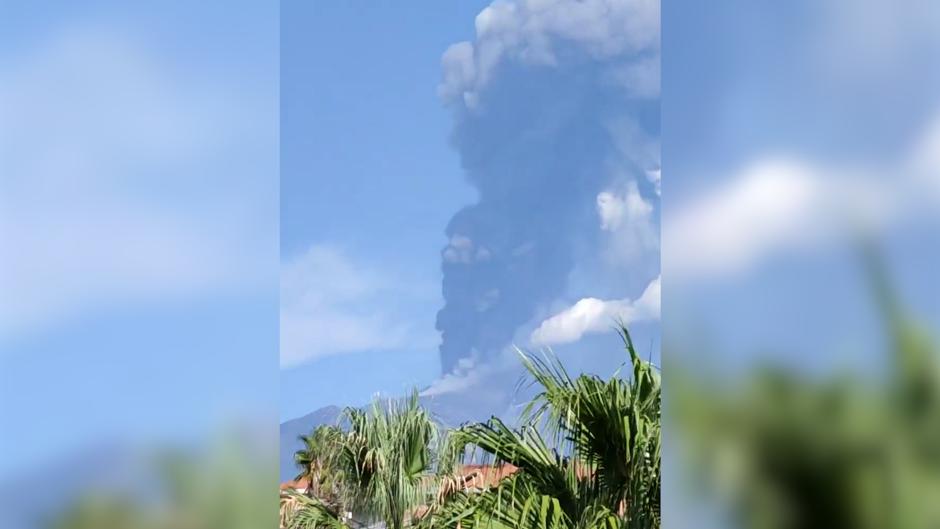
[{"x1": 280, "y1": 245, "x2": 439, "y2": 369}]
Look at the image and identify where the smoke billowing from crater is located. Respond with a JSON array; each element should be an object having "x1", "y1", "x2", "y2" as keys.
[{"x1": 435, "y1": 0, "x2": 661, "y2": 374}]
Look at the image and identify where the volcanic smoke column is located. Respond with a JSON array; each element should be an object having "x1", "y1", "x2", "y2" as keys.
[{"x1": 435, "y1": 0, "x2": 661, "y2": 374}]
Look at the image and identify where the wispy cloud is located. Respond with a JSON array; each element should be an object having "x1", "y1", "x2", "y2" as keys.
[
  {"x1": 0, "y1": 28, "x2": 275, "y2": 342},
  {"x1": 663, "y1": 159, "x2": 823, "y2": 281},
  {"x1": 279, "y1": 245, "x2": 438, "y2": 369},
  {"x1": 664, "y1": 114, "x2": 940, "y2": 282},
  {"x1": 597, "y1": 180, "x2": 659, "y2": 265}
]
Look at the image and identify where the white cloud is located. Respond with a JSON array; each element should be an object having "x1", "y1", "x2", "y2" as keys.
[
  {"x1": 597, "y1": 180, "x2": 658, "y2": 264},
  {"x1": 0, "y1": 28, "x2": 274, "y2": 341},
  {"x1": 597, "y1": 181, "x2": 653, "y2": 231},
  {"x1": 664, "y1": 114, "x2": 940, "y2": 282},
  {"x1": 440, "y1": 0, "x2": 660, "y2": 104},
  {"x1": 280, "y1": 245, "x2": 437, "y2": 368},
  {"x1": 909, "y1": 113, "x2": 940, "y2": 200},
  {"x1": 663, "y1": 160, "x2": 823, "y2": 281},
  {"x1": 530, "y1": 275, "x2": 660, "y2": 346}
]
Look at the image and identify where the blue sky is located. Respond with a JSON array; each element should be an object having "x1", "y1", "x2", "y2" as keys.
[
  {"x1": 662, "y1": 0, "x2": 940, "y2": 379},
  {"x1": 1, "y1": 1, "x2": 279, "y2": 477},
  {"x1": 279, "y1": 1, "x2": 489, "y2": 420}
]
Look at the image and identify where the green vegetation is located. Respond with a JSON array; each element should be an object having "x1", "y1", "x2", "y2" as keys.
[
  {"x1": 282, "y1": 391, "x2": 458, "y2": 529},
  {"x1": 284, "y1": 326, "x2": 661, "y2": 529},
  {"x1": 670, "y1": 259, "x2": 940, "y2": 529},
  {"x1": 52, "y1": 440, "x2": 277, "y2": 529}
]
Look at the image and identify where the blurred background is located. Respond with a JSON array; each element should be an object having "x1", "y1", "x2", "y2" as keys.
[
  {"x1": 3, "y1": 0, "x2": 940, "y2": 528},
  {"x1": 663, "y1": 1, "x2": 940, "y2": 528},
  {"x1": 0, "y1": 1, "x2": 279, "y2": 528}
]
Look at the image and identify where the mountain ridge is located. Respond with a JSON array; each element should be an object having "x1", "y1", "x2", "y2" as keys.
[{"x1": 279, "y1": 392, "x2": 502, "y2": 481}]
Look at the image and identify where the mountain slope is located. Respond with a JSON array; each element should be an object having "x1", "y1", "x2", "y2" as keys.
[
  {"x1": 279, "y1": 393, "x2": 498, "y2": 481},
  {"x1": 279, "y1": 405, "x2": 343, "y2": 481}
]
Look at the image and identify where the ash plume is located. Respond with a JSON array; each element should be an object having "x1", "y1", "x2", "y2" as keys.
[{"x1": 435, "y1": 0, "x2": 661, "y2": 374}]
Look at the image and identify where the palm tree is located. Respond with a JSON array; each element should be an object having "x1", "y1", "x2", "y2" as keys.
[
  {"x1": 669, "y1": 254, "x2": 940, "y2": 529},
  {"x1": 286, "y1": 391, "x2": 455, "y2": 529},
  {"x1": 281, "y1": 493, "x2": 350, "y2": 529},
  {"x1": 294, "y1": 425, "x2": 344, "y2": 501},
  {"x1": 285, "y1": 327, "x2": 660, "y2": 529},
  {"x1": 430, "y1": 326, "x2": 661, "y2": 529},
  {"x1": 344, "y1": 392, "x2": 456, "y2": 529}
]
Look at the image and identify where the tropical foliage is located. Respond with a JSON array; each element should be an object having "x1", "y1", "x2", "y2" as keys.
[
  {"x1": 53, "y1": 439, "x2": 277, "y2": 529},
  {"x1": 294, "y1": 424, "x2": 345, "y2": 503},
  {"x1": 283, "y1": 326, "x2": 661, "y2": 529},
  {"x1": 284, "y1": 391, "x2": 455, "y2": 529},
  {"x1": 429, "y1": 328, "x2": 661, "y2": 529},
  {"x1": 670, "y1": 259, "x2": 940, "y2": 529}
]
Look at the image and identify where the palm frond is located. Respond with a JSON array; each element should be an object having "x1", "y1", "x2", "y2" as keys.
[{"x1": 282, "y1": 492, "x2": 349, "y2": 529}]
